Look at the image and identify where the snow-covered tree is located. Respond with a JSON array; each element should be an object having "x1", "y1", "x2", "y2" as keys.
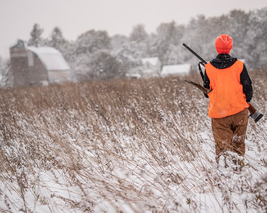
[
  {"x1": 88, "y1": 50, "x2": 124, "y2": 80},
  {"x1": 71, "y1": 30, "x2": 112, "y2": 80},
  {"x1": 0, "y1": 57, "x2": 9, "y2": 87},
  {"x1": 182, "y1": 15, "x2": 216, "y2": 62},
  {"x1": 28, "y1": 23, "x2": 44, "y2": 47},
  {"x1": 61, "y1": 41, "x2": 76, "y2": 66},
  {"x1": 245, "y1": 7, "x2": 267, "y2": 68},
  {"x1": 74, "y1": 50, "x2": 123, "y2": 81},
  {"x1": 112, "y1": 41, "x2": 148, "y2": 72},
  {"x1": 49, "y1": 27, "x2": 66, "y2": 49},
  {"x1": 129, "y1": 24, "x2": 148, "y2": 43},
  {"x1": 151, "y1": 21, "x2": 183, "y2": 65},
  {"x1": 75, "y1": 30, "x2": 111, "y2": 55},
  {"x1": 111, "y1": 34, "x2": 129, "y2": 50},
  {"x1": 226, "y1": 10, "x2": 250, "y2": 60}
]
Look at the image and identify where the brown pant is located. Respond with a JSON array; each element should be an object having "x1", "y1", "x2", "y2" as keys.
[{"x1": 211, "y1": 109, "x2": 248, "y2": 161}]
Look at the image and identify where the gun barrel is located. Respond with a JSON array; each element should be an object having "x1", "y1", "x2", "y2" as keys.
[{"x1": 182, "y1": 43, "x2": 208, "y2": 65}]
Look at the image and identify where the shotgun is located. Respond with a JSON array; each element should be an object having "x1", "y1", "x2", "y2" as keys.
[{"x1": 182, "y1": 43, "x2": 263, "y2": 123}]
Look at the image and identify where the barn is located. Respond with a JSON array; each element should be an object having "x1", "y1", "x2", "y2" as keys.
[{"x1": 9, "y1": 39, "x2": 71, "y2": 87}]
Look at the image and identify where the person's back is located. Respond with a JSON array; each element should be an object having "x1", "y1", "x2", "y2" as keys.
[{"x1": 205, "y1": 56, "x2": 250, "y2": 118}]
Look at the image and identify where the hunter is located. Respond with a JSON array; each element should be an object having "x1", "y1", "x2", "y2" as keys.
[{"x1": 203, "y1": 34, "x2": 253, "y2": 163}]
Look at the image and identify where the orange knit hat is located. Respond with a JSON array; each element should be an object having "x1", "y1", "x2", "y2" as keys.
[{"x1": 215, "y1": 34, "x2": 233, "y2": 54}]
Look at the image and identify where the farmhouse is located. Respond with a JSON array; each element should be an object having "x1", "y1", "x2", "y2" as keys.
[
  {"x1": 161, "y1": 64, "x2": 191, "y2": 77},
  {"x1": 9, "y1": 40, "x2": 71, "y2": 87}
]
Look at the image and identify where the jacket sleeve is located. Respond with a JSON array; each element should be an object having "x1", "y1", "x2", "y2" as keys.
[
  {"x1": 203, "y1": 71, "x2": 210, "y2": 98},
  {"x1": 240, "y1": 64, "x2": 253, "y2": 102}
]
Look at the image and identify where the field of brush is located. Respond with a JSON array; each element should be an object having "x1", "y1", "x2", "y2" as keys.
[{"x1": 0, "y1": 70, "x2": 267, "y2": 212}]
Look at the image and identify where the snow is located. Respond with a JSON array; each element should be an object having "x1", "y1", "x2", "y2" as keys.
[
  {"x1": 27, "y1": 46, "x2": 70, "y2": 71},
  {"x1": 161, "y1": 64, "x2": 191, "y2": 76}
]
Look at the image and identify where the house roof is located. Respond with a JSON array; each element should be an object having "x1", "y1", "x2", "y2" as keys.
[
  {"x1": 141, "y1": 57, "x2": 160, "y2": 66},
  {"x1": 27, "y1": 46, "x2": 70, "y2": 71},
  {"x1": 161, "y1": 64, "x2": 191, "y2": 76}
]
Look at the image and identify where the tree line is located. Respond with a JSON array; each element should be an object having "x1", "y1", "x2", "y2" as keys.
[{"x1": 1, "y1": 7, "x2": 267, "y2": 83}]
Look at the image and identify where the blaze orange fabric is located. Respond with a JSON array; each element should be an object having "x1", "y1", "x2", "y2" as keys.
[{"x1": 205, "y1": 60, "x2": 249, "y2": 118}]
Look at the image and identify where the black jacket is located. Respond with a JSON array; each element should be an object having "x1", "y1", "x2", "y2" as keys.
[{"x1": 203, "y1": 54, "x2": 253, "y2": 102}]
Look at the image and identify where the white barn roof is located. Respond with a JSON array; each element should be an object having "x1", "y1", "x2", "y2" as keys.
[
  {"x1": 27, "y1": 46, "x2": 70, "y2": 71},
  {"x1": 161, "y1": 64, "x2": 191, "y2": 76}
]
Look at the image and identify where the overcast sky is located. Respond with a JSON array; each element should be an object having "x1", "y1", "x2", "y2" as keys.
[{"x1": 0, "y1": 0, "x2": 267, "y2": 59}]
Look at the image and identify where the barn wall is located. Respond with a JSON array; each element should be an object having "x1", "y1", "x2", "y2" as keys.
[
  {"x1": 48, "y1": 70, "x2": 70, "y2": 83},
  {"x1": 28, "y1": 52, "x2": 49, "y2": 86}
]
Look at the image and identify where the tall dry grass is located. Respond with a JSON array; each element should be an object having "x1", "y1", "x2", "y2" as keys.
[{"x1": 0, "y1": 70, "x2": 266, "y2": 212}]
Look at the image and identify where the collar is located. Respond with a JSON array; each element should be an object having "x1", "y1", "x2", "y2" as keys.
[{"x1": 210, "y1": 54, "x2": 237, "y2": 69}]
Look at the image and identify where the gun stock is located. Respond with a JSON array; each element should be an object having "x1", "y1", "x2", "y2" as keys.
[{"x1": 248, "y1": 104, "x2": 263, "y2": 123}]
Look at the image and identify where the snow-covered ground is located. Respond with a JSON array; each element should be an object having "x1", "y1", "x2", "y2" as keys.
[{"x1": 0, "y1": 71, "x2": 266, "y2": 212}]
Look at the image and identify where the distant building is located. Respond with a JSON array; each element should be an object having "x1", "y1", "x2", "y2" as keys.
[
  {"x1": 141, "y1": 57, "x2": 161, "y2": 78},
  {"x1": 9, "y1": 39, "x2": 71, "y2": 87},
  {"x1": 161, "y1": 64, "x2": 191, "y2": 77},
  {"x1": 125, "y1": 73, "x2": 141, "y2": 79}
]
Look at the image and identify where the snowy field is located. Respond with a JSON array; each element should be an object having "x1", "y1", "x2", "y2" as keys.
[{"x1": 0, "y1": 70, "x2": 267, "y2": 212}]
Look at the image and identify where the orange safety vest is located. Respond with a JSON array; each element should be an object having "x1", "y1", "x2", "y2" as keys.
[{"x1": 205, "y1": 60, "x2": 249, "y2": 118}]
